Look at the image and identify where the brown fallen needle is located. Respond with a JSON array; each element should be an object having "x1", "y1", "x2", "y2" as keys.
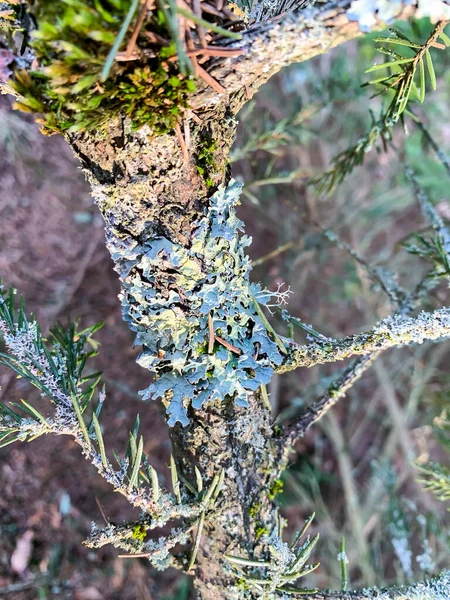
[
  {"x1": 175, "y1": 122, "x2": 190, "y2": 163},
  {"x1": 208, "y1": 312, "x2": 215, "y2": 354},
  {"x1": 215, "y1": 335, "x2": 241, "y2": 355}
]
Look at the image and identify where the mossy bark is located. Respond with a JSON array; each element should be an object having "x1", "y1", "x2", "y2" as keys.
[
  {"x1": 67, "y1": 111, "x2": 283, "y2": 598},
  {"x1": 170, "y1": 394, "x2": 281, "y2": 599}
]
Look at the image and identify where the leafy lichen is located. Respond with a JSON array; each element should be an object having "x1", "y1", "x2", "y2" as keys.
[{"x1": 110, "y1": 180, "x2": 286, "y2": 426}]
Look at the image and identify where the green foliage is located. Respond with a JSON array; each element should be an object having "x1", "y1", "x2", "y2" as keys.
[
  {"x1": 224, "y1": 513, "x2": 319, "y2": 596},
  {"x1": 7, "y1": 0, "x2": 196, "y2": 134},
  {"x1": 0, "y1": 288, "x2": 100, "y2": 403},
  {"x1": 0, "y1": 281, "x2": 103, "y2": 446},
  {"x1": 417, "y1": 463, "x2": 450, "y2": 504},
  {"x1": 195, "y1": 134, "x2": 218, "y2": 188},
  {"x1": 313, "y1": 21, "x2": 450, "y2": 195},
  {"x1": 403, "y1": 166, "x2": 450, "y2": 281},
  {"x1": 406, "y1": 233, "x2": 450, "y2": 278},
  {"x1": 364, "y1": 27, "x2": 446, "y2": 120},
  {"x1": 417, "y1": 401, "x2": 450, "y2": 507},
  {"x1": 311, "y1": 108, "x2": 392, "y2": 196}
]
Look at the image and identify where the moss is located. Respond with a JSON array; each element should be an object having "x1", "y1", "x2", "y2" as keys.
[
  {"x1": 131, "y1": 524, "x2": 146, "y2": 541},
  {"x1": 248, "y1": 502, "x2": 262, "y2": 519},
  {"x1": 236, "y1": 578, "x2": 249, "y2": 591},
  {"x1": 7, "y1": 0, "x2": 196, "y2": 135},
  {"x1": 197, "y1": 341, "x2": 208, "y2": 355},
  {"x1": 195, "y1": 133, "x2": 218, "y2": 188},
  {"x1": 255, "y1": 525, "x2": 269, "y2": 540},
  {"x1": 268, "y1": 479, "x2": 283, "y2": 500},
  {"x1": 272, "y1": 423, "x2": 283, "y2": 437}
]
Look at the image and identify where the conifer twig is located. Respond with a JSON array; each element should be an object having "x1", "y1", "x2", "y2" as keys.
[
  {"x1": 279, "y1": 268, "x2": 440, "y2": 457},
  {"x1": 277, "y1": 305, "x2": 450, "y2": 374}
]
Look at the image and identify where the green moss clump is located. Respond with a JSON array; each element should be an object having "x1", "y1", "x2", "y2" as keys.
[
  {"x1": 8, "y1": 0, "x2": 195, "y2": 134},
  {"x1": 248, "y1": 502, "x2": 262, "y2": 519},
  {"x1": 255, "y1": 525, "x2": 268, "y2": 540},
  {"x1": 195, "y1": 134, "x2": 218, "y2": 188},
  {"x1": 268, "y1": 479, "x2": 283, "y2": 500},
  {"x1": 131, "y1": 524, "x2": 146, "y2": 541},
  {"x1": 236, "y1": 578, "x2": 249, "y2": 591}
]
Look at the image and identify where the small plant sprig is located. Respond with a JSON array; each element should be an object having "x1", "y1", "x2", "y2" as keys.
[
  {"x1": 312, "y1": 20, "x2": 450, "y2": 195},
  {"x1": 311, "y1": 107, "x2": 393, "y2": 195},
  {"x1": 224, "y1": 513, "x2": 319, "y2": 595},
  {"x1": 0, "y1": 283, "x2": 104, "y2": 447},
  {"x1": 403, "y1": 166, "x2": 450, "y2": 281},
  {"x1": 416, "y1": 462, "x2": 450, "y2": 504},
  {"x1": 415, "y1": 381, "x2": 450, "y2": 507},
  {"x1": 0, "y1": 281, "x2": 226, "y2": 569},
  {"x1": 365, "y1": 22, "x2": 450, "y2": 121}
]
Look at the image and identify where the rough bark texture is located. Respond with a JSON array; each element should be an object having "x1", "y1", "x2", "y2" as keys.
[{"x1": 67, "y1": 109, "x2": 283, "y2": 599}]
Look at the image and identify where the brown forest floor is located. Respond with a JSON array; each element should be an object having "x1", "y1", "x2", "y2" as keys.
[{"x1": 1, "y1": 33, "x2": 450, "y2": 600}]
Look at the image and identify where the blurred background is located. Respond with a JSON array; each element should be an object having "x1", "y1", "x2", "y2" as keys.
[{"x1": 1, "y1": 18, "x2": 450, "y2": 599}]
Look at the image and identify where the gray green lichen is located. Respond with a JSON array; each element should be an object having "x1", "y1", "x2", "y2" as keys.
[{"x1": 110, "y1": 179, "x2": 286, "y2": 426}]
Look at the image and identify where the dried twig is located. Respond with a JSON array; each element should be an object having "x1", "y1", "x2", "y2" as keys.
[{"x1": 175, "y1": 121, "x2": 190, "y2": 163}]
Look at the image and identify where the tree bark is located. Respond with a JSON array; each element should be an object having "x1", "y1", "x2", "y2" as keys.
[{"x1": 67, "y1": 112, "x2": 283, "y2": 598}]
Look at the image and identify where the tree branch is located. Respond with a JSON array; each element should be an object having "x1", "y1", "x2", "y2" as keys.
[
  {"x1": 192, "y1": 0, "x2": 416, "y2": 115},
  {"x1": 277, "y1": 305, "x2": 450, "y2": 373},
  {"x1": 278, "y1": 167, "x2": 450, "y2": 464},
  {"x1": 280, "y1": 353, "x2": 377, "y2": 458},
  {"x1": 2, "y1": 2, "x2": 450, "y2": 598},
  {"x1": 293, "y1": 570, "x2": 450, "y2": 600},
  {"x1": 277, "y1": 271, "x2": 434, "y2": 456}
]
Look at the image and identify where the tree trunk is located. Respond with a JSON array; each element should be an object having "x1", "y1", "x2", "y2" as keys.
[
  {"x1": 60, "y1": 2, "x2": 444, "y2": 594},
  {"x1": 67, "y1": 112, "x2": 285, "y2": 597}
]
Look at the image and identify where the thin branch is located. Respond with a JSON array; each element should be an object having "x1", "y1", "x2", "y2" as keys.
[
  {"x1": 276, "y1": 305, "x2": 450, "y2": 374},
  {"x1": 288, "y1": 570, "x2": 450, "y2": 600},
  {"x1": 322, "y1": 228, "x2": 404, "y2": 305},
  {"x1": 279, "y1": 271, "x2": 439, "y2": 454},
  {"x1": 414, "y1": 118, "x2": 450, "y2": 179},
  {"x1": 0, "y1": 292, "x2": 207, "y2": 539},
  {"x1": 281, "y1": 353, "x2": 378, "y2": 453},
  {"x1": 189, "y1": 1, "x2": 417, "y2": 114}
]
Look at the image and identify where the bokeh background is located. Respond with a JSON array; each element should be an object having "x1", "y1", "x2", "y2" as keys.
[{"x1": 1, "y1": 19, "x2": 450, "y2": 599}]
